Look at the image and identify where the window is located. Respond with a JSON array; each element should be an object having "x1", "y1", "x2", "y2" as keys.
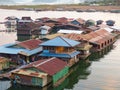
[
  {"x1": 108, "y1": 40, "x2": 109, "y2": 44},
  {"x1": 105, "y1": 41, "x2": 107, "y2": 46},
  {"x1": 110, "y1": 39, "x2": 112, "y2": 42},
  {"x1": 101, "y1": 43, "x2": 104, "y2": 48}
]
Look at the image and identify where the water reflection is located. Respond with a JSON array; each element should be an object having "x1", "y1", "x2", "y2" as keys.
[
  {"x1": 65, "y1": 60, "x2": 91, "y2": 89},
  {"x1": 89, "y1": 45, "x2": 113, "y2": 61}
]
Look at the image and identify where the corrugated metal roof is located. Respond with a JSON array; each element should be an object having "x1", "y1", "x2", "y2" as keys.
[
  {"x1": 104, "y1": 27, "x2": 113, "y2": 32},
  {"x1": 24, "y1": 57, "x2": 67, "y2": 76},
  {"x1": 71, "y1": 18, "x2": 85, "y2": 25},
  {"x1": 0, "y1": 44, "x2": 26, "y2": 54},
  {"x1": 45, "y1": 33, "x2": 64, "y2": 40},
  {"x1": 111, "y1": 26, "x2": 120, "y2": 30},
  {"x1": 40, "y1": 36, "x2": 80, "y2": 47},
  {"x1": 19, "y1": 47, "x2": 42, "y2": 56},
  {"x1": 0, "y1": 43, "x2": 42, "y2": 55},
  {"x1": 40, "y1": 25, "x2": 51, "y2": 30},
  {"x1": 64, "y1": 29, "x2": 114, "y2": 45},
  {"x1": 88, "y1": 29, "x2": 114, "y2": 44},
  {"x1": 64, "y1": 33, "x2": 85, "y2": 41},
  {"x1": 58, "y1": 29, "x2": 83, "y2": 34},
  {"x1": 18, "y1": 39, "x2": 42, "y2": 50}
]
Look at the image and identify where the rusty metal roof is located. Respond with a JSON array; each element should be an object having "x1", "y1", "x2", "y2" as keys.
[
  {"x1": 18, "y1": 39, "x2": 42, "y2": 50},
  {"x1": 24, "y1": 57, "x2": 67, "y2": 76},
  {"x1": 64, "y1": 33, "x2": 86, "y2": 41},
  {"x1": 64, "y1": 29, "x2": 114, "y2": 45}
]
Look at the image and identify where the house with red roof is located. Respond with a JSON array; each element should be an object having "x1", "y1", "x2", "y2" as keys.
[
  {"x1": 0, "y1": 39, "x2": 43, "y2": 64},
  {"x1": 84, "y1": 29, "x2": 116, "y2": 52},
  {"x1": 11, "y1": 57, "x2": 69, "y2": 87}
]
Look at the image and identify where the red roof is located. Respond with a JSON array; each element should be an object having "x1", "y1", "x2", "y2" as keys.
[
  {"x1": 25, "y1": 57, "x2": 67, "y2": 76},
  {"x1": 18, "y1": 39, "x2": 42, "y2": 50},
  {"x1": 84, "y1": 29, "x2": 114, "y2": 44},
  {"x1": 64, "y1": 29, "x2": 114, "y2": 45},
  {"x1": 64, "y1": 33, "x2": 85, "y2": 41}
]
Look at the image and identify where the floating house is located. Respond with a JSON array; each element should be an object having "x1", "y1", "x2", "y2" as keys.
[
  {"x1": 18, "y1": 17, "x2": 33, "y2": 24},
  {"x1": 0, "y1": 39, "x2": 42, "y2": 64},
  {"x1": 64, "y1": 33, "x2": 92, "y2": 59},
  {"x1": 4, "y1": 16, "x2": 18, "y2": 31},
  {"x1": 39, "y1": 36, "x2": 80, "y2": 67},
  {"x1": 57, "y1": 17, "x2": 68, "y2": 24},
  {"x1": 39, "y1": 25, "x2": 52, "y2": 39},
  {"x1": 106, "y1": 20, "x2": 115, "y2": 26},
  {"x1": 70, "y1": 18, "x2": 85, "y2": 26},
  {"x1": 17, "y1": 16, "x2": 34, "y2": 41},
  {"x1": 55, "y1": 24, "x2": 81, "y2": 30},
  {"x1": 64, "y1": 29, "x2": 115, "y2": 52},
  {"x1": 0, "y1": 57, "x2": 9, "y2": 71},
  {"x1": 11, "y1": 57, "x2": 69, "y2": 87},
  {"x1": 17, "y1": 22, "x2": 43, "y2": 41},
  {"x1": 84, "y1": 29, "x2": 115, "y2": 52},
  {"x1": 39, "y1": 25, "x2": 51, "y2": 35}
]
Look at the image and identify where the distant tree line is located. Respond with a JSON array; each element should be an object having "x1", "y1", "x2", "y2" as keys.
[{"x1": 83, "y1": 0, "x2": 120, "y2": 6}]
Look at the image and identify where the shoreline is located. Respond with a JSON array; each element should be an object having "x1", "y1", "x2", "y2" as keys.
[{"x1": 0, "y1": 5, "x2": 120, "y2": 13}]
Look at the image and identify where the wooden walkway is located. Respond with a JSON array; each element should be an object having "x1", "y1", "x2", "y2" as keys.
[
  {"x1": 0, "y1": 30, "x2": 16, "y2": 32},
  {"x1": 0, "y1": 65, "x2": 26, "y2": 80},
  {"x1": 0, "y1": 73, "x2": 11, "y2": 80}
]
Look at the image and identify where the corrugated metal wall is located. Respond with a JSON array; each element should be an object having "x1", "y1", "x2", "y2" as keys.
[
  {"x1": 15, "y1": 74, "x2": 32, "y2": 85},
  {"x1": 32, "y1": 77, "x2": 42, "y2": 86},
  {"x1": 53, "y1": 66, "x2": 69, "y2": 83}
]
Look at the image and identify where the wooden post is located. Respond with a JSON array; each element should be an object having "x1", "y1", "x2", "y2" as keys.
[{"x1": 26, "y1": 56, "x2": 30, "y2": 63}]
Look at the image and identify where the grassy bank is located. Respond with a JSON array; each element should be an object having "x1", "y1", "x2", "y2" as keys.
[{"x1": 0, "y1": 5, "x2": 120, "y2": 11}]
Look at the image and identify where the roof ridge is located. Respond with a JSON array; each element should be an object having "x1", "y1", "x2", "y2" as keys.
[
  {"x1": 34, "y1": 57, "x2": 56, "y2": 67},
  {"x1": 59, "y1": 36, "x2": 72, "y2": 47}
]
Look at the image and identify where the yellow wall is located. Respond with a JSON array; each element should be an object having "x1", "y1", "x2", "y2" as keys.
[{"x1": 56, "y1": 47, "x2": 64, "y2": 53}]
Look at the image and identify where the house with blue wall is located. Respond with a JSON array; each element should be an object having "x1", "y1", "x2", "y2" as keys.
[
  {"x1": 0, "y1": 39, "x2": 43, "y2": 64},
  {"x1": 39, "y1": 36, "x2": 80, "y2": 67}
]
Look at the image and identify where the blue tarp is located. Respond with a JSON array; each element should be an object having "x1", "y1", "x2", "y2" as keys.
[
  {"x1": 21, "y1": 47, "x2": 42, "y2": 56},
  {"x1": 0, "y1": 44, "x2": 26, "y2": 54},
  {"x1": 39, "y1": 51, "x2": 80, "y2": 58},
  {"x1": 70, "y1": 51, "x2": 80, "y2": 58},
  {"x1": 0, "y1": 43, "x2": 42, "y2": 56}
]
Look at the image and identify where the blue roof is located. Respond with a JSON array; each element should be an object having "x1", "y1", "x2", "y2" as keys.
[
  {"x1": 20, "y1": 47, "x2": 42, "y2": 56},
  {"x1": 40, "y1": 36, "x2": 80, "y2": 47},
  {"x1": 39, "y1": 50, "x2": 80, "y2": 58},
  {"x1": 0, "y1": 44, "x2": 25, "y2": 54},
  {"x1": 0, "y1": 43, "x2": 42, "y2": 56}
]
